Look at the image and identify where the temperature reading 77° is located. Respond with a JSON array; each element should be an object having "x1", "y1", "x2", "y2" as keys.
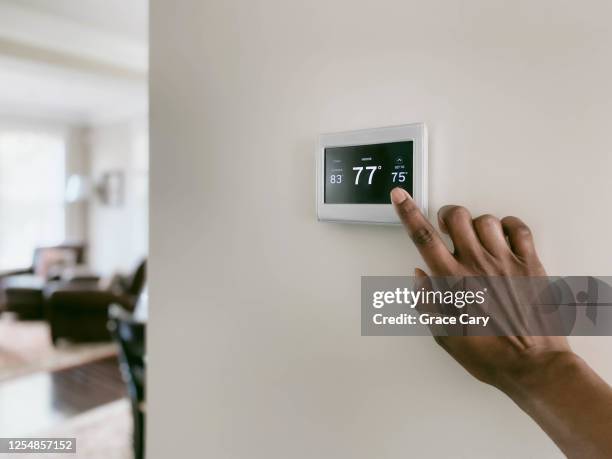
[{"x1": 352, "y1": 166, "x2": 381, "y2": 185}]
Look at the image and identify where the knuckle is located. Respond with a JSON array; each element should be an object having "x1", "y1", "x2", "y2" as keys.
[
  {"x1": 502, "y1": 216, "x2": 532, "y2": 238},
  {"x1": 501, "y1": 215, "x2": 521, "y2": 227},
  {"x1": 444, "y1": 206, "x2": 470, "y2": 224},
  {"x1": 474, "y1": 214, "x2": 498, "y2": 227},
  {"x1": 410, "y1": 226, "x2": 436, "y2": 246},
  {"x1": 514, "y1": 225, "x2": 532, "y2": 239}
]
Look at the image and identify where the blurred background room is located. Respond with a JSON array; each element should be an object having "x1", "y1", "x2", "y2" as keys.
[{"x1": 0, "y1": 1, "x2": 148, "y2": 458}]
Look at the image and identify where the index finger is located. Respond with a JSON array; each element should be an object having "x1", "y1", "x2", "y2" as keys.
[{"x1": 390, "y1": 188, "x2": 457, "y2": 274}]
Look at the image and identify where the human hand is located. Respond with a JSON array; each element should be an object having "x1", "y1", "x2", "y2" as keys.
[
  {"x1": 391, "y1": 187, "x2": 612, "y2": 458},
  {"x1": 389, "y1": 187, "x2": 571, "y2": 389}
]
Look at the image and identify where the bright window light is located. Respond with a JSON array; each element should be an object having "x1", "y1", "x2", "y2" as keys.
[{"x1": 0, "y1": 130, "x2": 66, "y2": 270}]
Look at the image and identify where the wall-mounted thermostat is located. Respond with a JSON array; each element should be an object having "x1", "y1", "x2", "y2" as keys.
[{"x1": 317, "y1": 123, "x2": 427, "y2": 224}]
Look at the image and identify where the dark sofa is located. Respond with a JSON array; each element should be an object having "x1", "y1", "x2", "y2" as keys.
[{"x1": 45, "y1": 259, "x2": 146, "y2": 344}]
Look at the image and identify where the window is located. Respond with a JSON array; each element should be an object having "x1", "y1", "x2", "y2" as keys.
[{"x1": 0, "y1": 130, "x2": 66, "y2": 270}]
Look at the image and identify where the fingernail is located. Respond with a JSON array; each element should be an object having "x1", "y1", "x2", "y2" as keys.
[
  {"x1": 390, "y1": 187, "x2": 409, "y2": 204},
  {"x1": 414, "y1": 268, "x2": 426, "y2": 278}
]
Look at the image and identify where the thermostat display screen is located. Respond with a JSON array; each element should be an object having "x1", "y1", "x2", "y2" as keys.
[{"x1": 324, "y1": 141, "x2": 413, "y2": 204}]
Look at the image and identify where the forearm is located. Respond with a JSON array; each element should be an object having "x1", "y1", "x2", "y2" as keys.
[{"x1": 497, "y1": 351, "x2": 612, "y2": 458}]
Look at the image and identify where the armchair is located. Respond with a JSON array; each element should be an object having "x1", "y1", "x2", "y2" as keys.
[{"x1": 45, "y1": 259, "x2": 146, "y2": 343}]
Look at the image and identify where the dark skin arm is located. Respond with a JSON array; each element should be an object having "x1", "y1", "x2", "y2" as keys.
[{"x1": 390, "y1": 187, "x2": 612, "y2": 458}]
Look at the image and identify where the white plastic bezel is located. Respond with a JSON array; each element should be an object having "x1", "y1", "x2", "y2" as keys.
[{"x1": 316, "y1": 123, "x2": 428, "y2": 224}]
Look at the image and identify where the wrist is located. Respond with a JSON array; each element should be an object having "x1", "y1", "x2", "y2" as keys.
[{"x1": 495, "y1": 349, "x2": 584, "y2": 401}]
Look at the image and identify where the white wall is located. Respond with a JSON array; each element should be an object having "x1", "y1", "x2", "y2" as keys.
[
  {"x1": 149, "y1": 1, "x2": 612, "y2": 458},
  {"x1": 87, "y1": 118, "x2": 148, "y2": 275}
]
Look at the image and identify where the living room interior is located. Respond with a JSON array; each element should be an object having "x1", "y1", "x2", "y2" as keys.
[{"x1": 0, "y1": 1, "x2": 148, "y2": 458}]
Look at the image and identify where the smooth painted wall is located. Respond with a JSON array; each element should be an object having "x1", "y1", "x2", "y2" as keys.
[{"x1": 149, "y1": 1, "x2": 612, "y2": 457}]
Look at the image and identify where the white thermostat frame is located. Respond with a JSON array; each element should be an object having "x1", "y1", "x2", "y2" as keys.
[{"x1": 316, "y1": 123, "x2": 428, "y2": 224}]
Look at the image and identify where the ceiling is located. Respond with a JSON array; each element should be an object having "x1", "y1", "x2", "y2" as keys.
[
  {"x1": 0, "y1": 0, "x2": 148, "y2": 125},
  {"x1": 8, "y1": 0, "x2": 148, "y2": 42}
]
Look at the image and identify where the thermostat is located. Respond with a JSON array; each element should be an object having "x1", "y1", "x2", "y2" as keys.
[{"x1": 316, "y1": 123, "x2": 428, "y2": 224}]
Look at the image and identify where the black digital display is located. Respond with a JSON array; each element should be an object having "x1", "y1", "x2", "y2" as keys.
[{"x1": 324, "y1": 141, "x2": 413, "y2": 204}]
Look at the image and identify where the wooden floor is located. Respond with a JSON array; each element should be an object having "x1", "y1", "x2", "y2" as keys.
[{"x1": 0, "y1": 356, "x2": 126, "y2": 437}]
